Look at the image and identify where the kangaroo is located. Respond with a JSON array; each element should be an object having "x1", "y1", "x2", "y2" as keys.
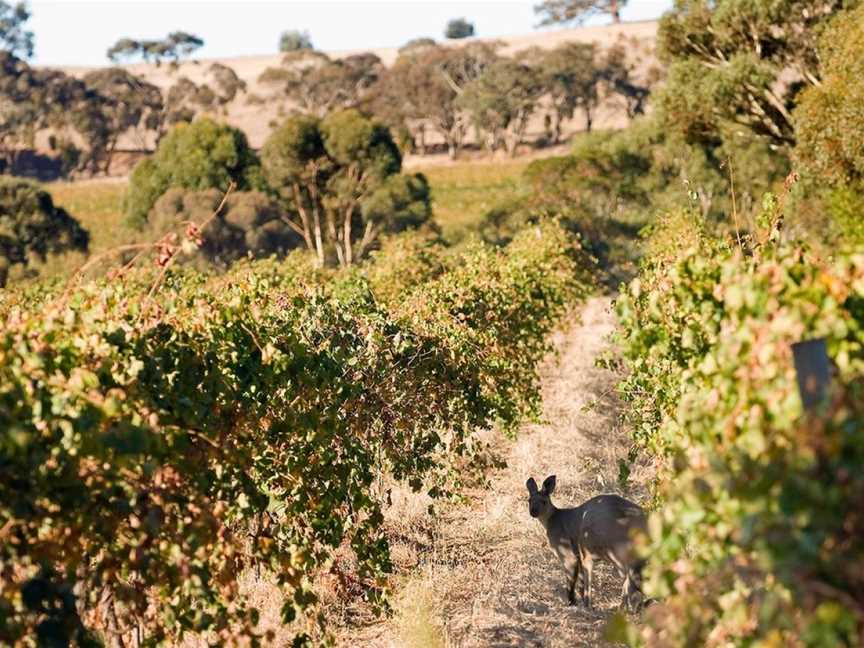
[{"x1": 526, "y1": 475, "x2": 647, "y2": 610}]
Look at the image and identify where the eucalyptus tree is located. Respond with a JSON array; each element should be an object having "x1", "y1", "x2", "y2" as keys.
[
  {"x1": 261, "y1": 110, "x2": 430, "y2": 266},
  {"x1": 81, "y1": 67, "x2": 163, "y2": 172},
  {"x1": 527, "y1": 42, "x2": 601, "y2": 140},
  {"x1": 0, "y1": 177, "x2": 89, "y2": 286},
  {"x1": 535, "y1": 0, "x2": 626, "y2": 24},
  {"x1": 279, "y1": 29, "x2": 313, "y2": 52},
  {"x1": 372, "y1": 42, "x2": 499, "y2": 159},
  {"x1": 458, "y1": 59, "x2": 544, "y2": 155},
  {"x1": 258, "y1": 51, "x2": 382, "y2": 117},
  {"x1": 656, "y1": 0, "x2": 855, "y2": 149},
  {"x1": 445, "y1": 17, "x2": 475, "y2": 39},
  {"x1": 106, "y1": 31, "x2": 204, "y2": 65}
]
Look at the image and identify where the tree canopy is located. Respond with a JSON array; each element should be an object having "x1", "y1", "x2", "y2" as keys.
[
  {"x1": 279, "y1": 29, "x2": 313, "y2": 52},
  {"x1": 261, "y1": 110, "x2": 430, "y2": 266},
  {"x1": 656, "y1": 0, "x2": 854, "y2": 149},
  {"x1": 458, "y1": 59, "x2": 543, "y2": 155},
  {"x1": 125, "y1": 118, "x2": 262, "y2": 226},
  {"x1": 535, "y1": 0, "x2": 626, "y2": 25},
  {"x1": 81, "y1": 67, "x2": 163, "y2": 173},
  {"x1": 794, "y1": 3, "x2": 864, "y2": 186},
  {"x1": 148, "y1": 187, "x2": 299, "y2": 265},
  {"x1": 106, "y1": 31, "x2": 204, "y2": 65},
  {"x1": 445, "y1": 18, "x2": 475, "y2": 39},
  {"x1": 373, "y1": 42, "x2": 500, "y2": 158},
  {"x1": 0, "y1": 1, "x2": 33, "y2": 58},
  {"x1": 162, "y1": 63, "x2": 246, "y2": 126},
  {"x1": 525, "y1": 42, "x2": 601, "y2": 141},
  {"x1": 0, "y1": 51, "x2": 113, "y2": 173},
  {"x1": 0, "y1": 177, "x2": 89, "y2": 285},
  {"x1": 258, "y1": 51, "x2": 382, "y2": 117}
]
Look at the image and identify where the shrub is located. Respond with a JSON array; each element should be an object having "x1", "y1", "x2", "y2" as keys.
[
  {"x1": 613, "y1": 201, "x2": 864, "y2": 645},
  {"x1": 124, "y1": 118, "x2": 262, "y2": 226},
  {"x1": 0, "y1": 177, "x2": 89, "y2": 286},
  {"x1": 794, "y1": 4, "x2": 864, "y2": 185},
  {"x1": 148, "y1": 187, "x2": 300, "y2": 266},
  {"x1": 793, "y1": 5, "x2": 864, "y2": 244}
]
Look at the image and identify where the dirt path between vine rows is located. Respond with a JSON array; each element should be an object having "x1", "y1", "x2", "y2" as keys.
[{"x1": 340, "y1": 295, "x2": 654, "y2": 648}]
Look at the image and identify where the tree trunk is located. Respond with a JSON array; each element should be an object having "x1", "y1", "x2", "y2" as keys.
[
  {"x1": 506, "y1": 136, "x2": 518, "y2": 158},
  {"x1": 325, "y1": 209, "x2": 344, "y2": 266},
  {"x1": 610, "y1": 0, "x2": 621, "y2": 23},
  {"x1": 585, "y1": 107, "x2": 593, "y2": 133},
  {"x1": 312, "y1": 206, "x2": 326, "y2": 267},
  {"x1": 104, "y1": 138, "x2": 118, "y2": 176},
  {"x1": 291, "y1": 183, "x2": 316, "y2": 253},
  {"x1": 342, "y1": 205, "x2": 353, "y2": 266}
]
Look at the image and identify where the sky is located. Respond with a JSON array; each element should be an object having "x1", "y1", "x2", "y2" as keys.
[{"x1": 29, "y1": 0, "x2": 673, "y2": 67}]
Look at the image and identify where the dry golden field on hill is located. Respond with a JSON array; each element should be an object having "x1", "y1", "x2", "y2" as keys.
[{"x1": 60, "y1": 20, "x2": 658, "y2": 152}]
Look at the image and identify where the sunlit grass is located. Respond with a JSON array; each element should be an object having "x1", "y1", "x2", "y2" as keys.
[
  {"x1": 416, "y1": 158, "x2": 531, "y2": 244},
  {"x1": 46, "y1": 180, "x2": 135, "y2": 255},
  {"x1": 39, "y1": 157, "x2": 531, "y2": 279}
]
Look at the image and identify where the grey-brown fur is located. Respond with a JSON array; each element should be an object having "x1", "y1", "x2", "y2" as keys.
[{"x1": 526, "y1": 475, "x2": 646, "y2": 609}]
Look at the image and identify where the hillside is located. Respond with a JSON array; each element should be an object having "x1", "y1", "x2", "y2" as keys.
[{"x1": 62, "y1": 20, "x2": 659, "y2": 151}]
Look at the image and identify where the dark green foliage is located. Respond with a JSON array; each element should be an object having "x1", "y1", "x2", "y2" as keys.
[
  {"x1": 206, "y1": 62, "x2": 246, "y2": 106},
  {"x1": 361, "y1": 173, "x2": 432, "y2": 233},
  {"x1": 0, "y1": 52, "x2": 106, "y2": 173},
  {"x1": 162, "y1": 64, "x2": 246, "y2": 126},
  {"x1": 261, "y1": 110, "x2": 429, "y2": 266},
  {"x1": 148, "y1": 188, "x2": 299, "y2": 265},
  {"x1": 525, "y1": 42, "x2": 601, "y2": 141},
  {"x1": 279, "y1": 29, "x2": 313, "y2": 52},
  {"x1": 0, "y1": 52, "x2": 166, "y2": 178},
  {"x1": 444, "y1": 17, "x2": 475, "y2": 39},
  {"x1": 125, "y1": 118, "x2": 262, "y2": 226},
  {"x1": 0, "y1": 1, "x2": 33, "y2": 58},
  {"x1": 0, "y1": 177, "x2": 88, "y2": 285}
]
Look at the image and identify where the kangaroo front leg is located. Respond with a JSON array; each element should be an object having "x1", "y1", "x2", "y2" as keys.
[
  {"x1": 566, "y1": 556, "x2": 581, "y2": 605},
  {"x1": 557, "y1": 548, "x2": 580, "y2": 605},
  {"x1": 581, "y1": 553, "x2": 594, "y2": 609}
]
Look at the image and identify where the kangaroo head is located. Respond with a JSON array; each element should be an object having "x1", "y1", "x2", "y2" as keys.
[{"x1": 526, "y1": 475, "x2": 556, "y2": 519}]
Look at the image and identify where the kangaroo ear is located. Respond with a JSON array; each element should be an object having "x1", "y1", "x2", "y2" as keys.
[
  {"x1": 526, "y1": 477, "x2": 538, "y2": 494},
  {"x1": 542, "y1": 475, "x2": 557, "y2": 494}
]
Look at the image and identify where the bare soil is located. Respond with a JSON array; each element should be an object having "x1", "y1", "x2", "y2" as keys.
[{"x1": 341, "y1": 296, "x2": 654, "y2": 647}]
